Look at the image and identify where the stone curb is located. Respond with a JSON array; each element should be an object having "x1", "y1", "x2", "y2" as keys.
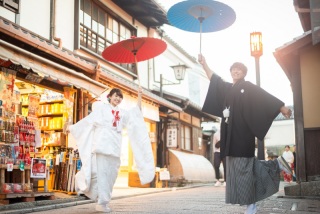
[
  {"x1": 0, "y1": 184, "x2": 208, "y2": 214},
  {"x1": 0, "y1": 200, "x2": 94, "y2": 214},
  {"x1": 0, "y1": 196, "x2": 88, "y2": 213}
]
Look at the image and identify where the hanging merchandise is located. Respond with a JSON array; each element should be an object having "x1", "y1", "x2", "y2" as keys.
[
  {"x1": 6, "y1": 158, "x2": 13, "y2": 172},
  {"x1": 19, "y1": 159, "x2": 24, "y2": 171}
]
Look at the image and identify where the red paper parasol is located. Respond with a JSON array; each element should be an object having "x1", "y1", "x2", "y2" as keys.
[
  {"x1": 102, "y1": 36, "x2": 167, "y2": 63},
  {"x1": 102, "y1": 36, "x2": 167, "y2": 86}
]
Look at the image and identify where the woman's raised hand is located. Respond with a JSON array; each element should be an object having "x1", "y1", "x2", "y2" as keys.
[{"x1": 137, "y1": 86, "x2": 142, "y2": 109}]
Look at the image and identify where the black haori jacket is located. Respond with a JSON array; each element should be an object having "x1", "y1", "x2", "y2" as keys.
[{"x1": 202, "y1": 74, "x2": 284, "y2": 158}]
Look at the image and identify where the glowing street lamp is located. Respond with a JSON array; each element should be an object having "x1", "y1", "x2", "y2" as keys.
[{"x1": 250, "y1": 32, "x2": 263, "y2": 86}]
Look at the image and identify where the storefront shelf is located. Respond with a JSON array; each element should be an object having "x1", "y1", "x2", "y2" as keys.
[
  {"x1": 0, "y1": 164, "x2": 31, "y2": 170},
  {"x1": 39, "y1": 100, "x2": 63, "y2": 104},
  {"x1": 41, "y1": 129, "x2": 63, "y2": 132},
  {"x1": 0, "y1": 192, "x2": 53, "y2": 198},
  {"x1": 37, "y1": 113, "x2": 63, "y2": 117}
]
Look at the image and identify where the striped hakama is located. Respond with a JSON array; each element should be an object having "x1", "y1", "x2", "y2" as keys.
[{"x1": 225, "y1": 156, "x2": 280, "y2": 205}]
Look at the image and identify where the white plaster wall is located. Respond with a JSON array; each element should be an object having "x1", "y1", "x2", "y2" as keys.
[
  {"x1": 265, "y1": 120, "x2": 295, "y2": 147},
  {"x1": 150, "y1": 34, "x2": 210, "y2": 105},
  {"x1": 153, "y1": 27, "x2": 218, "y2": 108},
  {"x1": 19, "y1": 0, "x2": 51, "y2": 39},
  {"x1": 188, "y1": 64, "x2": 209, "y2": 106},
  {"x1": 0, "y1": 6, "x2": 16, "y2": 21},
  {"x1": 2, "y1": 0, "x2": 74, "y2": 50},
  {"x1": 55, "y1": 0, "x2": 75, "y2": 50},
  {"x1": 202, "y1": 120, "x2": 295, "y2": 149}
]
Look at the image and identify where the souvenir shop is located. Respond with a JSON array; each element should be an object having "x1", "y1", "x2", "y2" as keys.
[{"x1": 0, "y1": 43, "x2": 106, "y2": 202}]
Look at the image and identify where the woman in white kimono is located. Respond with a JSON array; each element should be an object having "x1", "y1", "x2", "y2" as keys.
[{"x1": 69, "y1": 88, "x2": 154, "y2": 213}]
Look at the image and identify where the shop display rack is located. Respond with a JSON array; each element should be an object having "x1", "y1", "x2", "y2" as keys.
[{"x1": 0, "y1": 85, "x2": 78, "y2": 203}]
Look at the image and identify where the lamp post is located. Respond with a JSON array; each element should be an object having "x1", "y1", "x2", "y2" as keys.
[
  {"x1": 155, "y1": 64, "x2": 188, "y2": 168},
  {"x1": 159, "y1": 64, "x2": 188, "y2": 97},
  {"x1": 250, "y1": 31, "x2": 264, "y2": 160}
]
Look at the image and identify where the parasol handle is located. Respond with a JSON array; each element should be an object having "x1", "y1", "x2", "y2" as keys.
[
  {"x1": 134, "y1": 54, "x2": 140, "y2": 87},
  {"x1": 198, "y1": 17, "x2": 204, "y2": 54},
  {"x1": 200, "y1": 22, "x2": 202, "y2": 54}
]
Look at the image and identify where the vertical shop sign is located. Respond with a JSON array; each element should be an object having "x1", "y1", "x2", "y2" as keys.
[
  {"x1": 149, "y1": 132, "x2": 156, "y2": 143},
  {"x1": 63, "y1": 87, "x2": 76, "y2": 132},
  {"x1": 166, "y1": 126, "x2": 177, "y2": 147}
]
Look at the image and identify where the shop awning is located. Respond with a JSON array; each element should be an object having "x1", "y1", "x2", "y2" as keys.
[
  {"x1": 169, "y1": 149, "x2": 215, "y2": 182},
  {"x1": 0, "y1": 39, "x2": 106, "y2": 96}
]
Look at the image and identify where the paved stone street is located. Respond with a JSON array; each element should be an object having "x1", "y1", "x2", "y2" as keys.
[{"x1": 14, "y1": 182, "x2": 319, "y2": 214}]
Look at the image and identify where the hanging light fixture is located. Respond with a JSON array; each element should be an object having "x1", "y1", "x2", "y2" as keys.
[{"x1": 171, "y1": 64, "x2": 188, "y2": 81}]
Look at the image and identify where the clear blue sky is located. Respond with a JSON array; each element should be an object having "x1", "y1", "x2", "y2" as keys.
[{"x1": 160, "y1": 0, "x2": 303, "y2": 106}]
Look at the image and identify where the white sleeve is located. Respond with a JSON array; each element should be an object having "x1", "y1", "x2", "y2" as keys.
[
  {"x1": 69, "y1": 103, "x2": 104, "y2": 196},
  {"x1": 125, "y1": 105, "x2": 155, "y2": 185},
  {"x1": 288, "y1": 152, "x2": 294, "y2": 164}
]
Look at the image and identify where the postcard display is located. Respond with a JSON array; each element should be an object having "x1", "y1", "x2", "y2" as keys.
[{"x1": 0, "y1": 68, "x2": 80, "y2": 202}]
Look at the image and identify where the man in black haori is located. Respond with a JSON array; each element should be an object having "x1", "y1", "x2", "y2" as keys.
[{"x1": 198, "y1": 54, "x2": 293, "y2": 214}]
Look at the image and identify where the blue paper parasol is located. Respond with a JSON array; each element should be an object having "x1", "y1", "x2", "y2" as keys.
[{"x1": 167, "y1": 0, "x2": 236, "y2": 53}]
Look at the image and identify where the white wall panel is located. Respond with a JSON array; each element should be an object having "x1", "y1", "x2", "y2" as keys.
[{"x1": 20, "y1": 0, "x2": 50, "y2": 39}]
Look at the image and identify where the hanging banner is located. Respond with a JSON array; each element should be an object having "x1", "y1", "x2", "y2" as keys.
[
  {"x1": 0, "y1": 68, "x2": 16, "y2": 112},
  {"x1": 28, "y1": 94, "x2": 40, "y2": 117}
]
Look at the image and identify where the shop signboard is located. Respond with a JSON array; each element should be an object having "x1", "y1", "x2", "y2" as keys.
[
  {"x1": 159, "y1": 169, "x2": 170, "y2": 181},
  {"x1": 25, "y1": 73, "x2": 43, "y2": 84},
  {"x1": 149, "y1": 132, "x2": 156, "y2": 143},
  {"x1": 30, "y1": 158, "x2": 46, "y2": 178}
]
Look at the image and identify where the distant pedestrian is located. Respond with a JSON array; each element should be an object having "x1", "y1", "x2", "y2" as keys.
[
  {"x1": 254, "y1": 140, "x2": 269, "y2": 160},
  {"x1": 199, "y1": 54, "x2": 293, "y2": 214},
  {"x1": 293, "y1": 145, "x2": 297, "y2": 181},
  {"x1": 282, "y1": 145, "x2": 294, "y2": 183},
  {"x1": 212, "y1": 130, "x2": 226, "y2": 187}
]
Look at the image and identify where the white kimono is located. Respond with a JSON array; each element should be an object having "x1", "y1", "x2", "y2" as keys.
[{"x1": 69, "y1": 101, "x2": 155, "y2": 201}]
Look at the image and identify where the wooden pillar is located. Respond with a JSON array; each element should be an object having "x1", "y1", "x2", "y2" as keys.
[
  {"x1": 25, "y1": 169, "x2": 30, "y2": 185},
  {"x1": 21, "y1": 169, "x2": 25, "y2": 185},
  {"x1": 0, "y1": 168, "x2": 5, "y2": 185}
]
